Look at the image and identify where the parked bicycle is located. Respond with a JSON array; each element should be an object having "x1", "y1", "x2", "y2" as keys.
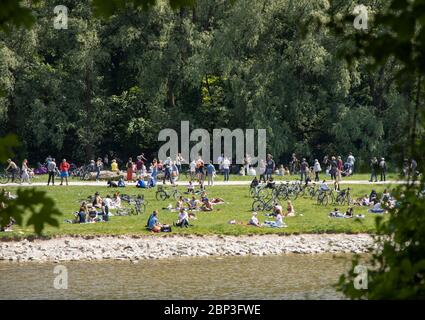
[
  {"x1": 335, "y1": 188, "x2": 352, "y2": 205},
  {"x1": 155, "y1": 185, "x2": 181, "y2": 201}
]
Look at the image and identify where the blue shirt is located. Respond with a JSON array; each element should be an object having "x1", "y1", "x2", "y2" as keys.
[
  {"x1": 206, "y1": 164, "x2": 215, "y2": 175},
  {"x1": 147, "y1": 214, "x2": 158, "y2": 229}
]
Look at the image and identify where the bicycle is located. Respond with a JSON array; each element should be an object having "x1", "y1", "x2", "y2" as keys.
[
  {"x1": 155, "y1": 185, "x2": 181, "y2": 201},
  {"x1": 316, "y1": 189, "x2": 335, "y2": 206},
  {"x1": 0, "y1": 169, "x2": 22, "y2": 184},
  {"x1": 335, "y1": 188, "x2": 352, "y2": 206},
  {"x1": 251, "y1": 196, "x2": 277, "y2": 211}
]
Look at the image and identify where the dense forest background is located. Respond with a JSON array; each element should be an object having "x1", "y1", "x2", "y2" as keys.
[{"x1": 0, "y1": 0, "x2": 421, "y2": 170}]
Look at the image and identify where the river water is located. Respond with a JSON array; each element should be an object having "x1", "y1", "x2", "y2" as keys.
[{"x1": 0, "y1": 254, "x2": 356, "y2": 300}]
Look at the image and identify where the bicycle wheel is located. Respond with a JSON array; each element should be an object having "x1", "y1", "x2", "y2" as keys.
[
  {"x1": 0, "y1": 173, "x2": 9, "y2": 184},
  {"x1": 156, "y1": 191, "x2": 168, "y2": 201},
  {"x1": 172, "y1": 189, "x2": 181, "y2": 199},
  {"x1": 252, "y1": 200, "x2": 264, "y2": 211}
]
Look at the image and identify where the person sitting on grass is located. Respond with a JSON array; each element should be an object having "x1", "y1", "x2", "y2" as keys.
[
  {"x1": 87, "y1": 205, "x2": 98, "y2": 222},
  {"x1": 175, "y1": 196, "x2": 185, "y2": 211},
  {"x1": 117, "y1": 177, "x2": 126, "y2": 187},
  {"x1": 248, "y1": 212, "x2": 261, "y2": 227},
  {"x1": 200, "y1": 197, "x2": 213, "y2": 211},
  {"x1": 266, "y1": 177, "x2": 275, "y2": 189},
  {"x1": 369, "y1": 189, "x2": 378, "y2": 204},
  {"x1": 188, "y1": 196, "x2": 200, "y2": 211},
  {"x1": 77, "y1": 202, "x2": 88, "y2": 223},
  {"x1": 264, "y1": 212, "x2": 286, "y2": 228},
  {"x1": 92, "y1": 192, "x2": 103, "y2": 209},
  {"x1": 266, "y1": 203, "x2": 283, "y2": 217},
  {"x1": 187, "y1": 180, "x2": 194, "y2": 193},
  {"x1": 146, "y1": 210, "x2": 171, "y2": 232},
  {"x1": 319, "y1": 180, "x2": 330, "y2": 192},
  {"x1": 285, "y1": 200, "x2": 295, "y2": 217},
  {"x1": 345, "y1": 207, "x2": 354, "y2": 218},
  {"x1": 136, "y1": 177, "x2": 146, "y2": 188},
  {"x1": 250, "y1": 176, "x2": 259, "y2": 189},
  {"x1": 174, "y1": 208, "x2": 190, "y2": 228},
  {"x1": 111, "y1": 192, "x2": 121, "y2": 209},
  {"x1": 354, "y1": 194, "x2": 370, "y2": 206},
  {"x1": 368, "y1": 202, "x2": 387, "y2": 214},
  {"x1": 107, "y1": 179, "x2": 118, "y2": 188},
  {"x1": 381, "y1": 189, "x2": 391, "y2": 203}
]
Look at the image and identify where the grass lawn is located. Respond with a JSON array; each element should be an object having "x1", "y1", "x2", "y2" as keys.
[{"x1": 0, "y1": 182, "x2": 395, "y2": 239}]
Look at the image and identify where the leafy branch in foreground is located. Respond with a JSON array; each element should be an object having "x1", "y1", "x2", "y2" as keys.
[{"x1": 0, "y1": 188, "x2": 61, "y2": 235}]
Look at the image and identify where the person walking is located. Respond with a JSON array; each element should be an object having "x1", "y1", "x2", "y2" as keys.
[
  {"x1": 300, "y1": 158, "x2": 309, "y2": 183},
  {"x1": 369, "y1": 157, "x2": 378, "y2": 182},
  {"x1": 206, "y1": 162, "x2": 216, "y2": 186},
  {"x1": 126, "y1": 158, "x2": 134, "y2": 182},
  {"x1": 96, "y1": 158, "x2": 103, "y2": 182},
  {"x1": 259, "y1": 159, "x2": 266, "y2": 183},
  {"x1": 330, "y1": 156, "x2": 337, "y2": 180},
  {"x1": 347, "y1": 152, "x2": 356, "y2": 173},
  {"x1": 222, "y1": 157, "x2": 231, "y2": 182},
  {"x1": 411, "y1": 159, "x2": 418, "y2": 178},
  {"x1": 313, "y1": 159, "x2": 321, "y2": 182},
  {"x1": 379, "y1": 157, "x2": 387, "y2": 182},
  {"x1": 265, "y1": 154, "x2": 275, "y2": 180},
  {"x1": 47, "y1": 158, "x2": 57, "y2": 186},
  {"x1": 59, "y1": 159, "x2": 70, "y2": 186},
  {"x1": 21, "y1": 159, "x2": 31, "y2": 184}
]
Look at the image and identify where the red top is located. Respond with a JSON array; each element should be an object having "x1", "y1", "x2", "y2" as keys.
[{"x1": 59, "y1": 162, "x2": 70, "y2": 172}]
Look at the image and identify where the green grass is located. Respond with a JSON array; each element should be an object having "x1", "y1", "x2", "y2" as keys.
[{"x1": 0, "y1": 182, "x2": 394, "y2": 239}]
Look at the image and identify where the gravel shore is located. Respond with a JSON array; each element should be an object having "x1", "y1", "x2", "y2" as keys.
[{"x1": 0, "y1": 234, "x2": 375, "y2": 262}]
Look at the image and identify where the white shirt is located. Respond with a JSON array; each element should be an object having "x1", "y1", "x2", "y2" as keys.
[
  {"x1": 275, "y1": 214, "x2": 283, "y2": 227},
  {"x1": 250, "y1": 215, "x2": 259, "y2": 225},
  {"x1": 189, "y1": 161, "x2": 196, "y2": 172},
  {"x1": 178, "y1": 212, "x2": 188, "y2": 221},
  {"x1": 347, "y1": 155, "x2": 355, "y2": 165},
  {"x1": 222, "y1": 158, "x2": 231, "y2": 169},
  {"x1": 103, "y1": 198, "x2": 112, "y2": 207}
]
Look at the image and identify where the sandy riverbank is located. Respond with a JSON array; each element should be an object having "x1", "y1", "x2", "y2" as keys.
[{"x1": 0, "y1": 234, "x2": 376, "y2": 262}]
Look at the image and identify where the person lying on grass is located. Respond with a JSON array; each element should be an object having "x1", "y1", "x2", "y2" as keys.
[
  {"x1": 353, "y1": 194, "x2": 370, "y2": 206},
  {"x1": 329, "y1": 207, "x2": 354, "y2": 218}
]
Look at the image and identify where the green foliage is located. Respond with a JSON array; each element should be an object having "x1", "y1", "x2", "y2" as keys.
[
  {"x1": 0, "y1": 188, "x2": 61, "y2": 235},
  {"x1": 332, "y1": 0, "x2": 425, "y2": 299}
]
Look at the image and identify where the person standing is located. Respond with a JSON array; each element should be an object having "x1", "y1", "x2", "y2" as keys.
[
  {"x1": 411, "y1": 159, "x2": 418, "y2": 178},
  {"x1": 337, "y1": 156, "x2": 343, "y2": 173},
  {"x1": 369, "y1": 157, "x2": 378, "y2": 182},
  {"x1": 59, "y1": 159, "x2": 70, "y2": 186},
  {"x1": 47, "y1": 158, "x2": 57, "y2": 186},
  {"x1": 111, "y1": 159, "x2": 119, "y2": 173},
  {"x1": 347, "y1": 152, "x2": 355, "y2": 173},
  {"x1": 300, "y1": 158, "x2": 309, "y2": 182},
  {"x1": 103, "y1": 154, "x2": 109, "y2": 167},
  {"x1": 96, "y1": 158, "x2": 103, "y2": 182},
  {"x1": 379, "y1": 157, "x2": 387, "y2": 182},
  {"x1": 330, "y1": 156, "x2": 337, "y2": 180},
  {"x1": 206, "y1": 162, "x2": 216, "y2": 186},
  {"x1": 259, "y1": 159, "x2": 266, "y2": 183},
  {"x1": 21, "y1": 159, "x2": 31, "y2": 184},
  {"x1": 222, "y1": 157, "x2": 231, "y2": 182},
  {"x1": 126, "y1": 158, "x2": 134, "y2": 182},
  {"x1": 265, "y1": 154, "x2": 275, "y2": 180},
  {"x1": 313, "y1": 159, "x2": 321, "y2": 182},
  {"x1": 175, "y1": 153, "x2": 184, "y2": 173}
]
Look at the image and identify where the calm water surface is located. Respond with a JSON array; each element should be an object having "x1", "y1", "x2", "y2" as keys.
[{"x1": 0, "y1": 254, "x2": 357, "y2": 299}]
